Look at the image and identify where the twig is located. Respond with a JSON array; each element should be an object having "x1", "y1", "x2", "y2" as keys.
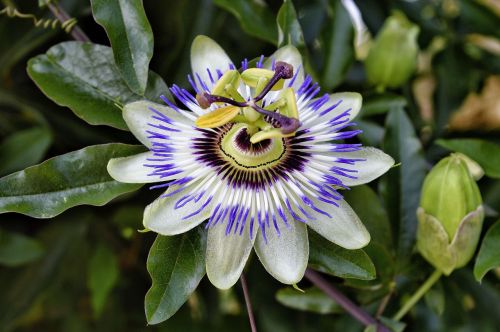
[
  {"x1": 46, "y1": 1, "x2": 90, "y2": 42},
  {"x1": 240, "y1": 274, "x2": 257, "y2": 332},
  {"x1": 392, "y1": 269, "x2": 442, "y2": 321},
  {"x1": 305, "y1": 269, "x2": 391, "y2": 332}
]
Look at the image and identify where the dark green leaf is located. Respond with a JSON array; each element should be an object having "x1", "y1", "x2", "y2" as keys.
[
  {"x1": 360, "y1": 93, "x2": 407, "y2": 117},
  {"x1": 382, "y1": 108, "x2": 426, "y2": 267},
  {"x1": 88, "y1": 244, "x2": 119, "y2": 317},
  {"x1": 275, "y1": 287, "x2": 342, "y2": 314},
  {"x1": 27, "y1": 42, "x2": 167, "y2": 130},
  {"x1": 214, "y1": 0, "x2": 277, "y2": 44},
  {"x1": 474, "y1": 220, "x2": 500, "y2": 282},
  {"x1": 344, "y1": 185, "x2": 393, "y2": 249},
  {"x1": 0, "y1": 230, "x2": 44, "y2": 266},
  {"x1": 145, "y1": 228, "x2": 207, "y2": 324},
  {"x1": 321, "y1": 0, "x2": 354, "y2": 89},
  {"x1": 91, "y1": 0, "x2": 154, "y2": 94},
  {"x1": 357, "y1": 120, "x2": 385, "y2": 147},
  {"x1": 424, "y1": 281, "x2": 445, "y2": 316},
  {"x1": 0, "y1": 143, "x2": 144, "y2": 218},
  {"x1": 436, "y1": 138, "x2": 500, "y2": 179},
  {"x1": 276, "y1": 0, "x2": 305, "y2": 48},
  {"x1": 309, "y1": 231, "x2": 376, "y2": 280},
  {"x1": 0, "y1": 127, "x2": 52, "y2": 177},
  {"x1": 379, "y1": 316, "x2": 406, "y2": 332}
]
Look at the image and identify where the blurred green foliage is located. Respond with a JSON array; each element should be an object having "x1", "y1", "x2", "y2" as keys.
[{"x1": 0, "y1": 0, "x2": 499, "y2": 331}]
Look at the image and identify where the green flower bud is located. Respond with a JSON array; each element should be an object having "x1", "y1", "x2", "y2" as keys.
[
  {"x1": 417, "y1": 153, "x2": 484, "y2": 275},
  {"x1": 364, "y1": 12, "x2": 419, "y2": 90}
]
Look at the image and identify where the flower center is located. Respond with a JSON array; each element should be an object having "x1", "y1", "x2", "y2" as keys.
[
  {"x1": 219, "y1": 123, "x2": 285, "y2": 169},
  {"x1": 195, "y1": 61, "x2": 301, "y2": 143}
]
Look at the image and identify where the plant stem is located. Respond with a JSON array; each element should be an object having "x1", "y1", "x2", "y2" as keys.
[
  {"x1": 240, "y1": 274, "x2": 257, "y2": 332},
  {"x1": 392, "y1": 269, "x2": 442, "y2": 321},
  {"x1": 47, "y1": 2, "x2": 90, "y2": 42},
  {"x1": 305, "y1": 269, "x2": 391, "y2": 332}
]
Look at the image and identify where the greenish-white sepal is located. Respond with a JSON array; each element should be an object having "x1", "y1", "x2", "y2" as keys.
[
  {"x1": 143, "y1": 186, "x2": 211, "y2": 236},
  {"x1": 308, "y1": 92, "x2": 362, "y2": 126},
  {"x1": 255, "y1": 220, "x2": 308, "y2": 285},
  {"x1": 191, "y1": 35, "x2": 234, "y2": 91},
  {"x1": 206, "y1": 222, "x2": 255, "y2": 290},
  {"x1": 332, "y1": 147, "x2": 395, "y2": 186},
  {"x1": 455, "y1": 153, "x2": 484, "y2": 180},
  {"x1": 107, "y1": 152, "x2": 158, "y2": 183},
  {"x1": 417, "y1": 207, "x2": 457, "y2": 275},
  {"x1": 264, "y1": 45, "x2": 304, "y2": 91},
  {"x1": 449, "y1": 206, "x2": 484, "y2": 269},
  {"x1": 123, "y1": 100, "x2": 191, "y2": 148},
  {"x1": 293, "y1": 283, "x2": 305, "y2": 292},
  {"x1": 307, "y1": 199, "x2": 370, "y2": 249}
]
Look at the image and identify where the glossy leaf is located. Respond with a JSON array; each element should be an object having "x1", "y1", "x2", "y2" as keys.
[
  {"x1": 145, "y1": 228, "x2": 207, "y2": 324},
  {"x1": 0, "y1": 230, "x2": 44, "y2": 266},
  {"x1": 474, "y1": 220, "x2": 500, "y2": 282},
  {"x1": 382, "y1": 108, "x2": 426, "y2": 267},
  {"x1": 27, "y1": 42, "x2": 167, "y2": 130},
  {"x1": 275, "y1": 287, "x2": 342, "y2": 314},
  {"x1": 91, "y1": 0, "x2": 154, "y2": 95},
  {"x1": 308, "y1": 231, "x2": 375, "y2": 280},
  {"x1": 214, "y1": 0, "x2": 277, "y2": 44},
  {"x1": 0, "y1": 127, "x2": 52, "y2": 177},
  {"x1": 321, "y1": 0, "x2": 354, "y2": 89},
  {"x1": 437, "y1": 139, "x2": 500, "y2": 179},
  {"x1": 276, "y1": 0, "x2": 305, "y2": 48},
  {"x1": 0, "y1": 144, "x2": 144, "y2": 218},
  {"x1": 88, "y1": 244, "x2": 119, "y2": 317}
]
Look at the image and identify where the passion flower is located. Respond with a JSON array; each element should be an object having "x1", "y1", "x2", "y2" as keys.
[{"x1": 107, "y1": 35, "x2": 394, "y2": 289}]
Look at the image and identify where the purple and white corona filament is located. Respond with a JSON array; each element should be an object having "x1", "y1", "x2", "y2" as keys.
[{"x1": 108, "y1": 36, "x2": 394, "y2": 289}]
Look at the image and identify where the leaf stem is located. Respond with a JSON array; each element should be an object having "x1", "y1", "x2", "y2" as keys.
[
  {"x1": 305, "y1": 269, "x2": 391, "y2": 332},
  {"x1": 240, "y1": 274, "x2": 257, "y2": 332},
  {"x1": 392, "y1": 269, "x2": 442, "y2": 321},
  {"x1": 46, "y1": 2, "x2": 90, "y2": 42}
]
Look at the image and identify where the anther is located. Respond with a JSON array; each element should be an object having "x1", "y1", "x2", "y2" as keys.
[
  {"x1": 251, "y1": 104, "x2": 301, "y2": 134},
  {"x1": 196, "y1": 92, "x2": 247, "y2": 109}
]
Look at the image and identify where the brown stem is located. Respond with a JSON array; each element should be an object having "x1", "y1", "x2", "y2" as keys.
[
  {"x1": 240, "y1": 274, "x2": 257, "y2": 332},
  {"x1": 305, "y1": 269, "x2": 391, "y2": 332},
  {"x1": 47, "y1": 2, "x2": 90, "y2": 42}
]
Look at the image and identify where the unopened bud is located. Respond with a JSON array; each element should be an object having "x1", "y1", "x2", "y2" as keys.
[
  {"x1": 364, "y1": 12, "x2": 419, "y2": 90},
  {"x1": 417, "y1": 153, "x2": 484, "y2": 275}
]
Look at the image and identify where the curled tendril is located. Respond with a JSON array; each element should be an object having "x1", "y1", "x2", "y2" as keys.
[{"x1": 0, "y1": 6, "x2": 77, "y2": 33}]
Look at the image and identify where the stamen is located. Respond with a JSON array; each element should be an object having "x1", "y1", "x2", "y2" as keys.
[
  {"x1": 251, "y1": 104, "x2": 301, "y2": 134},
  {"x1": 196, "y1": 92, "x2": 247, "y2": 109}
]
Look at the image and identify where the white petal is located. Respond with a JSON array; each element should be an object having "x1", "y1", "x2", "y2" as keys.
[
  {"x1": 333, "y1": 147, "x2": 394, "y2": 186},
  {"x1": 265, "y1": 45, "x2": 304, "y2": 91},
  {"x1": 307, "y1": 199, "x2": 370, "y2": 249},
  {"x1": 191, "y1": 35, "x2": 233, "y2": 91},
  {"x1": 123, "y1": 100, "x2": 191, "y2": 148},
  {"x1": 107, "y1": 152, "x2": 158, "y2": 183},
  {"x1": 254, "y1": 220, "x2": 308, "y2": 284},
  {"x1": 206, "y1": 222, "x2": 255, "y2": 289},
  {"x1": 305, "y1": 92, "x2": 362, "y2": 127},
  {"x1": 143, "y1": 185, "x2": 211, "y2": 235}
]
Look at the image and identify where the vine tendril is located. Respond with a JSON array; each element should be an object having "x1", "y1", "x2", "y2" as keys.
[{"x1": 0, "y1": 6, "x2": 78, "y2": 33}]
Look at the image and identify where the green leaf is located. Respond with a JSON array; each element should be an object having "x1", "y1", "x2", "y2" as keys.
[
  {"x1": 436, "y1": 139, "x2": 500, "y2": 179},
  {"x1": 381, "y1": 108, "x2": 426, "y2": 267},
  {"x1": 0, "y1": 127, "x2": 52, "y2": 177},
  {"x1": 145, "y1": 228, "x2": 207, "y2": 324},
  {"x1": 321, "y1": 0, "x2": 354, "y2": 89},
  {"x1": 91, "y1": 0, "x2": 154, "y2": 95},
  {"x1": 360, "y1": 93, "x2": 407, "y2": 118},
  {"x1": 88, "y1": 244, "x2": 119, "y2": 317},
  {"x1": 344, "y1": 185, "x2": 393, "y2": 249},
  {"x1": 379, "y1": 316, "x2": 406, "y2": 332},
  {"x1": 308, "y1": 231, "x2": 376, "y2": 280},
  {"x1": 27, "y1": 42, "x2": 167, "y2": 130},
  {"x1": 0, "y1": 143, "x2": 144, "y2": 218},
  {"x1": 0, "y1": 230, "x2": 44, "y2": 266},
  {"x1": 276, "y1": 0, "x2": 305, "y2": 48},
  {"x1": 357, "y1": 120, "x2": 385, "y2": 147},
  {"x1": 275, "y1": 287, "x2": 342, "y2": 314},
  {"x1": 213, "y1": 0, "x2": 277, "y2": 44},
  {"x1": 474, "y1": 220, "x2": 500, "y2": 282}
]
